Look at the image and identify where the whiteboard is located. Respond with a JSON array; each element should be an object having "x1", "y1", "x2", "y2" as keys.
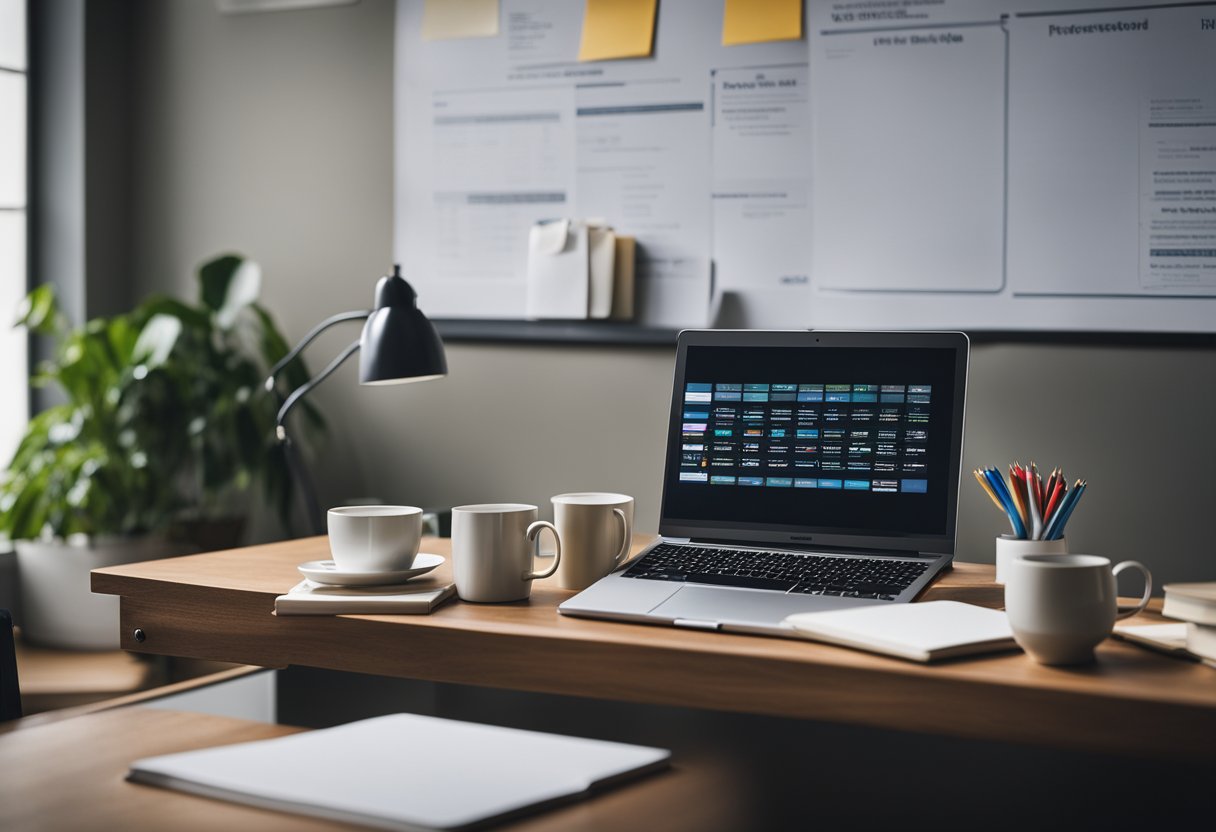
[{"x1": 395, "y1": 0, "x2": 1216, "y2": 333}]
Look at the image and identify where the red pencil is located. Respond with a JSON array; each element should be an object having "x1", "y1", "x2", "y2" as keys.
[
  {"x1": 1044, "y1": 468, "x2": 1059, "y2": 510},
  {"x1": 1043, "y1": 477, "x2": 1066, "y2": 525}
]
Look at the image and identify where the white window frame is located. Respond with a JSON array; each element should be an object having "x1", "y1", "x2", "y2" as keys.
[{"x1": 0, "y1": 0, "x2": 28, "y2": 467}]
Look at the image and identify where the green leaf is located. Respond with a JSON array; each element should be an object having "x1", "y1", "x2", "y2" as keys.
[
  {"x1": 133, "y1": 314, "x2": 183, "y2": 369},
  {"x1": 200, "y1": 255, "x2": 262, "y2": 329},
  {"x1": 16, "y1": 285, "x2": 61, "y2": 335},
  {"x1": 199, "y1": 255, "x2": 245, "y2": 312},
  {"x1": 5, "y1": 463, "x2": 51, "y2": 539},
  {"x1": 251, "y1": 303, "x2": 325, "y2": 431},
  {"x1": 249, "y1": 304, "x2": 290, "y2": 364},
  {"x1": 217, "y1": 260, "x2": 262, "y2": 330},
  {"x1": 106, "y1": 317, "x2": 139, "y2": 367},
  {"x1": 137, "y1": 295, "x2": 212, "y2": 331}
]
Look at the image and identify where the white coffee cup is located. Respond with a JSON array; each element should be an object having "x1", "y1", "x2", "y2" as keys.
[
  {"x1": 450, "y1": 504, "x2": 561, "y2": 602},
  {"x1": 1004, "y1": 554, "x2": 1152, "y2": 666},
  {"x1": 327, "y1": 505, "x2": 423, "y2": 573},
  {"x1": 994, "y1": 534, "x2": 1068, "y2": 584},
  {"x1": 551, "y1": 492, "x2": 634, "y2": 590}
]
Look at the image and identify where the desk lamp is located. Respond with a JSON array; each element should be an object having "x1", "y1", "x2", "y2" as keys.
[{"x1": 264, "y1": 265, "x2": 447, "y2": 535}]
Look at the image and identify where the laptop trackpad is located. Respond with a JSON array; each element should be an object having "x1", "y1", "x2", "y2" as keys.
[{"x1": 651, "y1": 586, "x2": 847, "y2": 626}]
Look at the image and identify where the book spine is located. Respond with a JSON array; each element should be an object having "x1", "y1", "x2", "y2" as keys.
[
  {"x1": 1185, "y1": 622, "x2": 1216, "y2": 662},
  {"x1": 1162, "y1": 595, "x2": 1216, "y2": 627}
]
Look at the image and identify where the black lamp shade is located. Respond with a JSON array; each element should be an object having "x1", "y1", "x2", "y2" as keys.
[{"x1": 358, "y1": 269, "x2": 448, "y2": 385}]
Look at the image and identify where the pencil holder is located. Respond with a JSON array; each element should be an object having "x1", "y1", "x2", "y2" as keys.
[{"x1": 994, "y1": 535, "x2": 1067, "y2": 585}]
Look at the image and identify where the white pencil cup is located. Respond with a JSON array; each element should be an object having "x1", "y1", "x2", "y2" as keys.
[{"x1": 994, "y1": 535, "x2": 1067, "y2": 585}]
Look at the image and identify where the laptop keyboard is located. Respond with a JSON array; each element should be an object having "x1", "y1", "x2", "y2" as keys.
[{"x1": 621, "y1": 543, "x2": 931, "y2": 600}]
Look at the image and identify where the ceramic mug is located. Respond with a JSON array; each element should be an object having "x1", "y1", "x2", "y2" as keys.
[
  {"x1": 994, "y1": 534, "x2": 1068, "y2": 584},
  {"x1": 1004, "y1": 554, "x2": 1152, "y2": 665},
  {"x1": 551, "y1": 493, "x2": 634, "y2": 590},
  {"x1": 450, "y1": 504, "x2": 562, "y2": 602},
  {"x1": 327, "y1": 505, "x2": 423, "y2": 572}
]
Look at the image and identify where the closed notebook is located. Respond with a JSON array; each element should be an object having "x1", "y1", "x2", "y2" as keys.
[
  {"x1": 128, "y1": 713, "x2": 671, "y2": 831},
  {"x1": 784, "y1": 600, "x2": 1019, "y2": 663},
  {"x1": 1186, "y1": 622, "x2": 1216, "y2": 663},
  {"x1": 274, "y1": 580, "x2": 455, "y2": 616},
  {"x1": 1162, "y1": 582, "x2": 1216, "y2": 626}
]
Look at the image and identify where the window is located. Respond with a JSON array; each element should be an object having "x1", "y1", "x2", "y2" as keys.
[{"x1": 0, "y1": 0, "x2": 27, "y2": 464}]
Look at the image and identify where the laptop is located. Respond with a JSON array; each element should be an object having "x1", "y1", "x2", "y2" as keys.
[{"x1": 559, "y1": 329, "x2": 969, "y2": 637}]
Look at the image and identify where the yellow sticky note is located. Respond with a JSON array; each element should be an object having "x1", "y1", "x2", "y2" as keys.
[
  {"x1": 422, "y1": 0, "x2": 500, "y2": 41},
  {"x1": 722, "y1": 0, "x2": 802, "y2": 46},
  {"x1": 578, "y1": 0, "x2": 657, "y2": 62}
]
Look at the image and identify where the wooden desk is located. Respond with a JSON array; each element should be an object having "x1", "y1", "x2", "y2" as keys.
[
  {"x1": 92, "y1": 536, "x2": 1216, "y2": 759},
  {"x1": 0, "y1": 707, "x2": 741, "y2": 832}
]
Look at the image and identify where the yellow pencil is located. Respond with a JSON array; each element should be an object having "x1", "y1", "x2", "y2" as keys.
[{"x1": 973, "y1": 469, "x2": 1004, "y2": 512}]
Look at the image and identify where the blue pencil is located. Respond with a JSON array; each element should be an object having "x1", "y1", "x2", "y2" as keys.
[
  {"x1": 1041, "y1": 485, "x2": 1072, "y2": 540},
  {"x1": 983, "y1": 467, "x2": 1027, "y2": 539},
  {"x1": 1043, "y1": 480, "x2": 1080, "y2": 539},
  {"x1": 1048, "y1": 480, "x2": 1086, "y2": 540},
  {"x1": 1045, "y1": 480, "x2": 1086, "y2": 540}
]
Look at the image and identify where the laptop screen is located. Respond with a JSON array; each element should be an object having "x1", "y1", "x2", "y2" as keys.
[{"x1": 660, "y1": 331, "x2": 968, "y2": 553}]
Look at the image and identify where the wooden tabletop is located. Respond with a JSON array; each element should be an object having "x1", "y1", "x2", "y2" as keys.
[
  {"x1": 92, "y1": 536, "x2": 1216, "y2": 759},
  {"x1": 0, "y1": 707, "x2": 744, "y2": 832}
]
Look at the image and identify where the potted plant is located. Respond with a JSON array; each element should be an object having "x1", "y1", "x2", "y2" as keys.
[{"x1": 0, "y1": 255, "x2": 321, "y2": 648}]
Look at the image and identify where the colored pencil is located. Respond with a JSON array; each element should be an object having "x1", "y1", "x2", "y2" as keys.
[{"x1": 976, "y1": 462, "x2": 1084, "y2": 541}]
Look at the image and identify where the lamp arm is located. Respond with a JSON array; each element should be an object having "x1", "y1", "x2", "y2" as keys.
[
  {"x1": 275, "y1": 340, "x2": 362, "y2": 433},
  {"x1": 264, "y1": 309, "x2": 370, "y2": 392},
  {"x1": 275, "y1": 339, "x2": 362, "y2": 536}
]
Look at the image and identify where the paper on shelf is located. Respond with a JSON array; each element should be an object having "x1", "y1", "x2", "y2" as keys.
[
  {"x1": 588, "y1": 224, "x2": 616, "y2": 319},
  {"x1": 526, "y1": 219, "x2": 590, "y2": 319}
]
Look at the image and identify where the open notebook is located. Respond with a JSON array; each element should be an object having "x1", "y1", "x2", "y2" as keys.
[{"x1": 128, "y1": 713, "x2": 670, "y2": 831}]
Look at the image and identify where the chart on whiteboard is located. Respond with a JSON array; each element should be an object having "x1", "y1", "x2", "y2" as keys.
[{"x1": 808, "y1": 0, "x2": 1216, "y2": 332}]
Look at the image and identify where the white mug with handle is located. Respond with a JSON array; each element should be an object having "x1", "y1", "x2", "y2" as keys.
[
  {"x1": 1004, "y1": 553, "x2": 1152, "y2": 665},
  {"x1": 450, "y1": 504, "x2": 562, "y2": 603},
  {"x1": 551, "y1": 492, "x2": 633, "y2": 590}
]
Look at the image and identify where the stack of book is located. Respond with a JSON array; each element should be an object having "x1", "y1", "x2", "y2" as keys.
[{"x1": 1162, "y1": 582, "x2": 1216, "y2": 667}]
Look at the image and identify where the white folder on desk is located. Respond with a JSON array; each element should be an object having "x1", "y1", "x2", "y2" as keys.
[{"x1": 129, "y1": 713, "x2": 670, "y2": 831}]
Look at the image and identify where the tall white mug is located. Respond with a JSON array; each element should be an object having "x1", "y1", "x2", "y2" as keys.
[
  {"x1": 450, "y1": 504, "x2": 561, "y2": 603},
  {"x1": 1004, "y1": 554, "x2": 1152, "y2": 665},
  {"x1": 551, "y1": 492, "x2": 634, "y2": 590}
]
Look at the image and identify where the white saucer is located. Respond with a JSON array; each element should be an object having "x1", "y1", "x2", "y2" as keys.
[{"x1": 297, "y1": 553, "x2": 444, "y2": 586}]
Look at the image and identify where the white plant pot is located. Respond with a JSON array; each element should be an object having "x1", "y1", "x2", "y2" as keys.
[{"x1": 15, "y1": 535, "x2": 188, "y2": 650}]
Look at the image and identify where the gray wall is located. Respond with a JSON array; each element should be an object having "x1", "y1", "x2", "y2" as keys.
[{"x1": 116, "y1": 0, "x2": 1214, "y2": 587}]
